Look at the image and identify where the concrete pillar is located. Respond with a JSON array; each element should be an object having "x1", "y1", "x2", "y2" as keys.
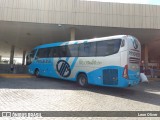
[
  {"x1": 10, "y1": 45, "x2": 15, "y2": 64},
  {"x1": 22, "y1": 50, "x2": 26, "y2": 65},
  {"x1": 144, "y1": 44, "x2": 149, "y2": 68},
  {"x1": 70, "y1": 28, "x2": 76, "y2": 41}
]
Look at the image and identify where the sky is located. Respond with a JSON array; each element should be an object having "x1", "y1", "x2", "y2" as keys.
[{"x1": 83, "y1": 0, "x2": 160, "y2": 5}]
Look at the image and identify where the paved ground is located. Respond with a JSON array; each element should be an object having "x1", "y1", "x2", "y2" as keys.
[{"x1": 0, "y1": 77, "x2": 159, "y2": 119}]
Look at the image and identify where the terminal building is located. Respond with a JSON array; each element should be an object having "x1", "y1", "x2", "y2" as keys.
[{"x1": 0, "y1": 0, "x2": 160, "y2": 68}]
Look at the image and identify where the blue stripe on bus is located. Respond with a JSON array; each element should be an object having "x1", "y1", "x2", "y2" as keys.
[
  {"x1": 70, "y1": 57, "x2": 78, "y2": 70},
  {"x1": 66, "y1": 57, "x2": 69, "y2": 62}
]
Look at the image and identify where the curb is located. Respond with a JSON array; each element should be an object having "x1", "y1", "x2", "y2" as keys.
[{"x1": 0, "y1": 74, "x2": 35, "y2": 78}]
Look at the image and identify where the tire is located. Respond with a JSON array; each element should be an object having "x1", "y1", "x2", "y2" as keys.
[
  {"x1": 77, "y1": 74, "x2": 88, "y2": 87},
  {"x1": 35, "y1": 69, "x2": 40, "y2": 78}
]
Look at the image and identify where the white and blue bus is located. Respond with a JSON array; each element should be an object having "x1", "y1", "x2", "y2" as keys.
[{"x1": 26, "y1": 35, "x2": 141, "y2": 88}]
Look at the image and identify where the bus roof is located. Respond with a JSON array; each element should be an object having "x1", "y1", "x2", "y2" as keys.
[{"x1": 34, "y1": 35, "x2": 128, "y2": 49}]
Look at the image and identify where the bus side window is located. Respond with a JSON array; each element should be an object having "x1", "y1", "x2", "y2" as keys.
[
  {"x1": 37, "y1": 48, "x2": 50, "y2": 58},
  {"x1": 96, "y1": 41, "x2": 107, "y2": 56},
  {"x1": 96, "y1": 39, "x2": 121, "y2": 56},
  {"x1": 113, "y1": 39, "x2": 121, "y2": 52},
  {"x1": 66, "y1": 44, "x2": 79, "y2": 57},
  {"x1": 89, "y1": 42, "x2": 96, "y2": 56},
  {"x1": 106, "y1": 42, "x2": 114, "y2": 55},
  {"x1": 59, "y1": 46, "x2": 67, "y2": 57},
  {"x1": 49, "y1": 47, "x2": 59, "y2": 57},
  {"x1": 79, "y1": 43, "x2": 89, "y2": 57},
  {"x1": 36, "y1": 49, "x2": 42, "y2": 58}
]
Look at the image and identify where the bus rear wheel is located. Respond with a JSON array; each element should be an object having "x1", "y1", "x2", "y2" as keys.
[
  {"x1": 77, "y1": 74, "x2": 88, "y2": 87},
  {"x1": 35, "y1": 69, "x2": 40, "y2": 78}
]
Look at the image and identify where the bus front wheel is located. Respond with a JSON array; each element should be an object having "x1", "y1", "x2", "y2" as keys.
[
  {"x1": 35, "y1": 69, "x2": 40, "y2": 78},
  {"x1": 77, "y1": 74, "x2": 88, "y2": 87}
]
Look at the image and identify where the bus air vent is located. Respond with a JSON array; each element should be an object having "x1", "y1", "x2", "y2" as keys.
[{"x1": 103, "y1": 69, "x2": 118, "y2": 85}]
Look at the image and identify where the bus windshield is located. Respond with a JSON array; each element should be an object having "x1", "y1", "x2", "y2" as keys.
[{"x1": 26, "y1": 50, "x2": 36, "y2": 65}]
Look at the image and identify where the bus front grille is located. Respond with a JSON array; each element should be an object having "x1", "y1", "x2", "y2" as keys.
[{"x1": 103, "y1": 69, "x2": 118, "y2": 85}]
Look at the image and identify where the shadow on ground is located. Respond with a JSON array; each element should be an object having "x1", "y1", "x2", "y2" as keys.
[{"x1": 0, "y1": 77, "x2": 160, "y2": 106}]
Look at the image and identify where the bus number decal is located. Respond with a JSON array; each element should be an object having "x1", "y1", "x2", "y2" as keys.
[
  {"x1": 129, "y1": 51, "x2": 140, "y2": 58},
  {"x1": 56, "y1": 60, "x2": 71, "y2": 77}
]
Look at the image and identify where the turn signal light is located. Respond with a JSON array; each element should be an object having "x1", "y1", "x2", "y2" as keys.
[{"x1": 123, "y1": 65, "x2": 129, "y2": 79}]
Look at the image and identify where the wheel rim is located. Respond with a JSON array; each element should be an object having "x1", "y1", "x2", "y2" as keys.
[
  {"x1": 36, "y1": 70, "x2": 39, "y2": 76},
  {"x1": 79, "y1": 76, "x2": 86, "y2": 86}
]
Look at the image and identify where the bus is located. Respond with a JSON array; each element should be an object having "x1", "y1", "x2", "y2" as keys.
[{"x1": 26, "y1": 35, "x2": 141, "y2": 88}]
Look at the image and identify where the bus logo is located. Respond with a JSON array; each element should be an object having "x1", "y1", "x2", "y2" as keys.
[
  {"x1": 56, "y1": 60, "x2": 71, "y2": 77},
  {"x1": 132, "y1": 39, "x2": 138, "y2": 49}
]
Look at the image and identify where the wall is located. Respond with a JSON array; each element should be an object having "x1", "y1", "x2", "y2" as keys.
[{"x1": 0, "y1": 0, "x2": 160, "y2": 29}]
